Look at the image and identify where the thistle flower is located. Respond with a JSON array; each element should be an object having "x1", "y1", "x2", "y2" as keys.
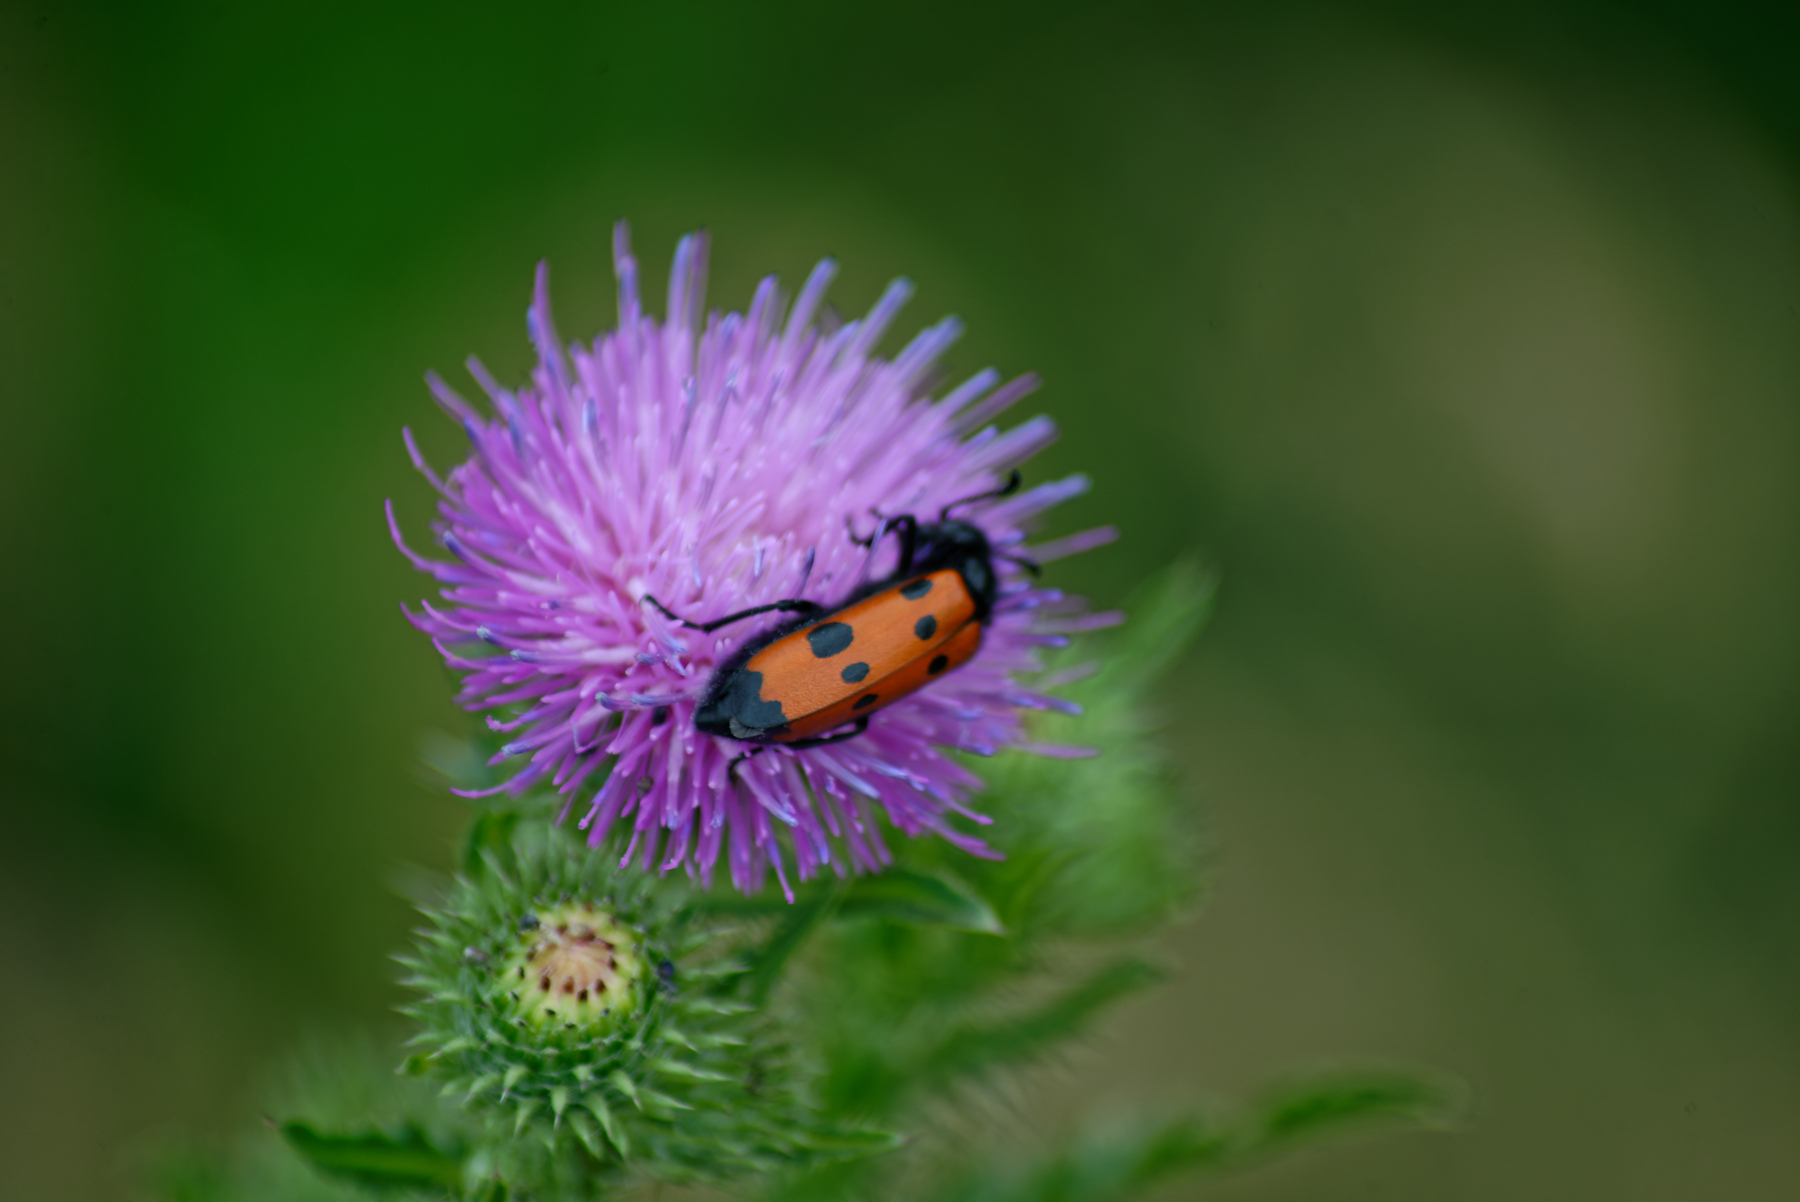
[{"x1": 392, "y1": 224, "x2": 1117, "y2": 894}]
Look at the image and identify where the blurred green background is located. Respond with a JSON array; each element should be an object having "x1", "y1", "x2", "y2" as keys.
[{"x1": 5, "y1": 0, "x2": 1800, "y2": 1197}]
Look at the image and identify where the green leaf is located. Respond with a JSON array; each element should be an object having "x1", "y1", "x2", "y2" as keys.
[
  {"x1": 837, "y1": 867, "x2": 1005, "y2": 934},
  {"x1": 937, "y1": 1113, "x2": 1235, "y2": 1202},
  {"x1": 925, "y1": 958, "x2": 1165, "y2": 1080},
  {"x1": 1245, "y1": 1068, "x2": 1465, "y2": 1153},
  {"x1": 931, "y1": 1069, "x2": 1459, "y2": 1202},
  {"x1": 794, "y1": 1126, "x2": 907, "y2": 1158},
  {"x1": 1103, "y1": 559, "x2": 1218, "y2": 689},
  {"x1": 277, "y1": 1120, "x2": 464, "y2": 1192}
]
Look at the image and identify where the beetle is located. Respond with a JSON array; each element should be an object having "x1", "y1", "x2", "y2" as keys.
[{"x1": 645, "y1": 472, "x2": 1036, "y2": 751}]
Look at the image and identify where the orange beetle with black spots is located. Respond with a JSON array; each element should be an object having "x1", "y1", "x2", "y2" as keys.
[{"x1": 646, "y1": 472, "x2": 1034, "y2": 753}]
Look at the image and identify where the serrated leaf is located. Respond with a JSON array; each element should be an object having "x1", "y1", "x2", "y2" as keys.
[
  {"x1": 796, "y1": 1126, "x2": 906, "y2": 1158},
  {"x1": 837, "y1": 867, "x2": 1005, "y2": 934},
  {"x1": 925, "y1": 958, "x2": 1165, "y2": 1080},
  {"x1": 1247, "y1": 1069, "x2": 1464, "y2": 1152},
  {"x1": 934, "y1": 1068, "x2": 1462, "y2": 1202},
  {"x1": 277, "y1": 1121, "x2": 463, "y2": 1192},
  {"x1": 677, "y1": 996, "x2": 754, "y2": 1016},
  {"x1": 934, "y1": 1113, "x2": 1232, "y2": 1202}
]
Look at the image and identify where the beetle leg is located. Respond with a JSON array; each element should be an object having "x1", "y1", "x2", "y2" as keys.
[
  {"x1": 939, "y1": 468, "x2": 1022, "y2": 519},
  {"x1": 885, "y1": 514, "x2": 920, "y2": 576},
  {"x1": 781, "y1": 716, "x2": 871, "y2": 750},
  {"x1": 726, "y1": 747, "x2": 768, "y2": 778},
  {"x1": 643, "y1": 594, "x2": 825, "y2": 633}
]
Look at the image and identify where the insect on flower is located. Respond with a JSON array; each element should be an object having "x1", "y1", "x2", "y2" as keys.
[
  {"x1": 649, "y1": 471, "x2": 1040, "y2": 753},
  {"x1": 392, "y1": 224, "x2": 1121, "y2": 895}
]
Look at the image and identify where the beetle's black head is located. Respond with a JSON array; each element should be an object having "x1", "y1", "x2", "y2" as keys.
[{"x1": 913, "y1": 519, "x2": 999, "y2": 619}]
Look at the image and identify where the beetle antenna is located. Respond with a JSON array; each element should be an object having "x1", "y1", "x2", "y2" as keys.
[
  {"x1": 940, "y1": 469, "x2": 1022, "y2": 519},
  {"x1": 998, "y1": 551, "x2": 1042, "y2": 578}
]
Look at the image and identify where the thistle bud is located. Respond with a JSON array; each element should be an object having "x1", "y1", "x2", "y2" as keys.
[{"x1": 399, "y1": 820, "x2": 882, "y2": 1189}]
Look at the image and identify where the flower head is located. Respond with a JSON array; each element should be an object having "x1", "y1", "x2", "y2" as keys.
[{"x1": 393, "y1": 224, "x2": 1117, "y2": 894}]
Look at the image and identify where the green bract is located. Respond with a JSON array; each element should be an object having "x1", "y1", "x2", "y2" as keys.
[{"x1": 399, "y1": 822, "x2": 885, "y2": 1197}]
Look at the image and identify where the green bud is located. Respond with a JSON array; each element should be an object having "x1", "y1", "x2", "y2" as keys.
[
  {"x1": 498, "y1": 904, "x2": 645, "y2": 1031},
  {"x1": 402, "y1": 819, "x2": 886, "y2": 1192}
]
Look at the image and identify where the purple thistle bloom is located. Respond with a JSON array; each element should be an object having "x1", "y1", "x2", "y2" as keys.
[{"x1": 392, "y1": 224, "x2": 1117, "y2": 896}]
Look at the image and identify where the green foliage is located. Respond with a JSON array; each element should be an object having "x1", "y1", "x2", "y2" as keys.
[
  {"x1": 837, "y1": 867, "x2": 1006, "y2": 935},
  {"x1": 929, "y1": 1068, "x2": 1463, "y2": 1202},
  {"x1": 154, "y1": 563, "x2": 1456, "y2": 1202},
  {"x1": 144, "y1": 1038, "x2": 482, "y2": 1202},
  {"x1": 277, "y1": 1123, "x2": 464, "y2": 1193},
  {"x1": 918, "y1": 958, "x2": 1167, "y2": 1085}
]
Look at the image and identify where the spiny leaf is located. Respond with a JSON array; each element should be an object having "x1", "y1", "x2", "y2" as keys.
[
  {"x1": 1102, "y1": 559, "x2": 1217, "y2": 689},
  {"x1": 277, "y1": 1120, "x2": 463, "y2": 1192},
  {"x1": 794, "y1": 1126, "x2": 907, "y2": 1158},
  {"x1": 925, "y1": 958, "x2": 1165, "y2": 1080},
  {"x1": 837, "y1": 867, "x2": 1005, "y2": 934},
  {"x1": 933, "y1": 1067, "x2": 1462, "y2": 1202},
  {"x1": 1245, "y1": 1068, "x2": 1465, "y2": 1153},
  {"x1": 935, "y1": 1115, "x2": 1232, "y2": 1202}
]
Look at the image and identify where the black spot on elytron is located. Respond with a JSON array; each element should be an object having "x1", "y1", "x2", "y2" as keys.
[
  {"x1": 841, "y1": 661, "x2": 870, "y2": 683},
  {"x1": 807, "y1": 622, "x2": 854, "y2": 658},
  {"x1": 853, "y1": 693, "x2": 879, "y2": 711},
  {"x1": 928, "y1": 654, "x2": 949, "y2": 675},
  {"x1": 724, "y1": 670, "x2": 787, "y2": 732},
  {"x1": 900, "y1": 577, "x2": 934, "y2": 600},
  {"x1": 914, "y1": 614, "x2": 938, "y2": 640}
]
